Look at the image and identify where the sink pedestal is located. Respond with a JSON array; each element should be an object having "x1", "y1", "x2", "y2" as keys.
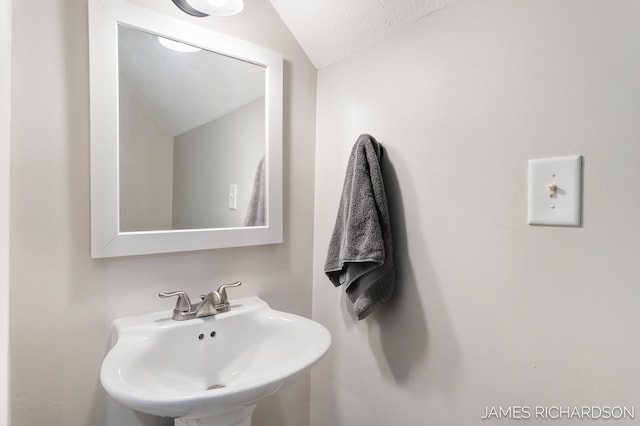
[{"x1": 175, "y1": 404, "x2": 256, "y2": 426}]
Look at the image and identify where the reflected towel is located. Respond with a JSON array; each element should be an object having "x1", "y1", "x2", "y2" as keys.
[
  {"x1": 324, "y1": 134, "x2": 395, "y2": 320},
  {"x1": 244, "y1": 156, "x2": 266, "y2": 226}
]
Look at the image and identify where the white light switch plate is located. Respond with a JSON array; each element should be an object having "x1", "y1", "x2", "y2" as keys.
[
  {"x1": 528, "y1": 155, "x2": 582, "y2": 226},
  {"x1": 229, "y1": 184, "x2": 237, "y2": 210}
]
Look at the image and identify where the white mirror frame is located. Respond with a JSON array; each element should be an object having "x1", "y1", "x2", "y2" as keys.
[{"x1": 89, "y1": 0, "x2": 283, "y2": 258}]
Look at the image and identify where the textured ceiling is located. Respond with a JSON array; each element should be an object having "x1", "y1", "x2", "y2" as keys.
[{"x1": 268, "y1": 0, "x2": 458, "y2": 68}]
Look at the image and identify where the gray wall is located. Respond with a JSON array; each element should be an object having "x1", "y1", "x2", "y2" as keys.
[
  {"x1": 311, "y1": 1, "x2": 640, "y2": 425},
  {"x1": 0, "y1": 0, "x2": 9, "y2": 422},
  {"x1": 9, "y1": 0, "x2": 316, "y2": 425},
  {"x1": 173, "y1": 98, "x2": 265, "y2": 229},
  {"x1": 119, "y1": 88, "x2": 174, "y2": 232}
]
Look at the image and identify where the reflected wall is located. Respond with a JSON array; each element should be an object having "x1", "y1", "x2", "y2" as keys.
[{"x1": 117, "y1": 25, "x2": 267, "y2": 231}]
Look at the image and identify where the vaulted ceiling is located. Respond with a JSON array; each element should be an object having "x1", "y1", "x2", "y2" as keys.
[{"x1": 268, "y1": 0, "x2": 458, "y2": 68}]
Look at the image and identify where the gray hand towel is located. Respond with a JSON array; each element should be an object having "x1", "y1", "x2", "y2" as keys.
[
  {"x1": 244, "y1": 156, "x2": 266, "y2": 226},
  {"x1": 324, "y1": 134, "x2": 395, "y2": 320}
]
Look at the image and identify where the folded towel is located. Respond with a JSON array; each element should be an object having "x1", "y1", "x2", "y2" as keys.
[
  {"x1": 244, "y1": 156, "x2": 266, "y2": 226},
  {"x1": 324, "y1": 134, "x2": 395, "y2": 320}
]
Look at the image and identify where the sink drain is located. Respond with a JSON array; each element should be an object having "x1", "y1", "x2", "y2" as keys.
[{"x1": 206, "y1": 384, "x2": 226, "y2": 390}]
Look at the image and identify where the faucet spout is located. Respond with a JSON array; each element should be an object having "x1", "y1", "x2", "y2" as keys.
[{"x1": 193, "y1": 292, "x2": 223, "y2": 318}]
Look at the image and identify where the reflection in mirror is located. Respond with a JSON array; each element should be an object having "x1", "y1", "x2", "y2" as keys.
[{"x1": 117, "y1": 25, "x2": 266, "y2": 231}]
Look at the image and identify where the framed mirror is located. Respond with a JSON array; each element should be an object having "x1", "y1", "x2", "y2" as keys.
[{"x1": 89, "y1": 0, "x2": 283, "y2": 258}]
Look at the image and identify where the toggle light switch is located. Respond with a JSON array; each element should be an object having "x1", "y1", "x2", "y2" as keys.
[{"x1": 528, "y1": 155, "x2": 582, "y2": 226}]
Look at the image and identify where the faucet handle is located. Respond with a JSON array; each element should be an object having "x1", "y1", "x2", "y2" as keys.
[
  {"x1": 159, "y1": 291, "x2": 192, "y2": 312},
  {"x1": 215, "y1": 281, "x2": 242, "y2": 303}
]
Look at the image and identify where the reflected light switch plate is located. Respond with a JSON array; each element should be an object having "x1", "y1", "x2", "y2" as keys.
[
  {"x1": 528, "y1": 155, "x2": 582, "y2": 226},
  {"x1": 229, "y1": 184, "x2": 237, "y2": 210}
]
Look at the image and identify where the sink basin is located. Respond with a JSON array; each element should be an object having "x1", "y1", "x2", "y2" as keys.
[{"x1": 100, "y1": 297, "x2": 331, "y2": 426}]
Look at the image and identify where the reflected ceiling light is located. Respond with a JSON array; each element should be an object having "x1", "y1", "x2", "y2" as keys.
[
  {"x1": 158, "y1": 37, "x2": 202, "y2": 53},
  {"x1": 171, "y1": 0, "x2": 244, "y2": 17}
]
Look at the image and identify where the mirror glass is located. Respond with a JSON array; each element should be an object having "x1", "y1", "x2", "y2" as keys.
[
  {"x1": 118, "y1": 25, "x2": 267, "y2": 231},
  {"x1": 89, "y1": 0, "x2": 283, "y2": 257}
]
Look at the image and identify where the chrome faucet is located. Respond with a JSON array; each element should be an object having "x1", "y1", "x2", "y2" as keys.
[{"x1": 159, "y1": 281, "x2": 242, "y2": 321}]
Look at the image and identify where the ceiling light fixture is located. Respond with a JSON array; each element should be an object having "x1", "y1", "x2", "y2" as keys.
[
  {"x1": 171, "y1": 0, "x2": 244, "y2": 17},
  {"x1": 157, "y1": 36, "x2": 202, "y2": 53}
]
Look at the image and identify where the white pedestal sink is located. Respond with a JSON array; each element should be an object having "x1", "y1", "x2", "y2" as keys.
[{"x1": 100, "y1": 297, "x2": 331, "y2": 426}]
